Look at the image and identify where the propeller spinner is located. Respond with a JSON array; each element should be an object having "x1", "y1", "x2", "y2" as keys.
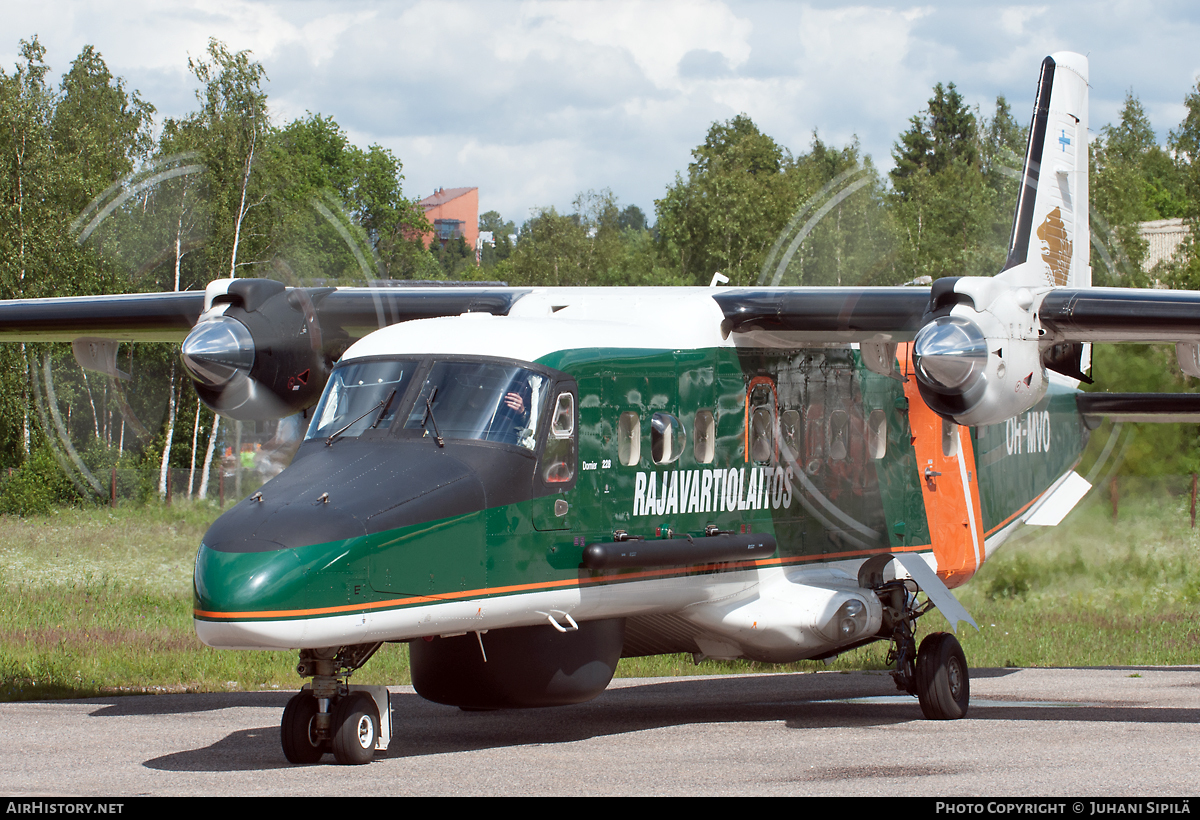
[{"x1": 181, "y1": 279, "x2": 333, "y2": 422}]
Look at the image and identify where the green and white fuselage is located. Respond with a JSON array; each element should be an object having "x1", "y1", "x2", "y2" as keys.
[{"x1": 193, "y1": 287, "x2": 1089, "y2": 669}]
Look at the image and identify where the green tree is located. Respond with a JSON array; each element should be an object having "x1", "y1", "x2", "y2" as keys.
[
  {"x1": 1163, "y1": 82, "x2": 1200, "y2": 289},
  {"x1": 655, "y1": 114, "x2": 800, "y2": 285},
  {"x1": 51, "y1": 45, "x2": 154, "y2": 218},
  {"x1": 0, "y1": 38, "x2": 57, "y2": 298},
  {"x1": 618, "y1": 204, "x2": 647, "y2": 232},
  {"x1": 1093, "y1": 92, "x2": 1187, "y2": 284},
  {"x1": 0, "y1": 39, "x2": 157, "y2": 473},
  {"x1": 892, "y1": 83, "x2": 978, "y2": 187},
  {"x1": 505, "y1": 189, "x2": 649, "y2": 286},
  {"x1": 172, "y1": 38, "x2": 271, "y2": 281},
  {"x1": 478, "y1": 210, "x2": 515, "y2": 271},
  {"x1": 889, "y1": 88, "x2": 1021, "y2": 280},
  {"x1": 761, "y1": 134, "x2": 896, "y2": 286},
  {"x1": 265, "y1": 114, "x2": 431, "y2": 282}
]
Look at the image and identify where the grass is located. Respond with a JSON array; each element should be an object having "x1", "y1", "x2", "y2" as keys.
[
  {"x1": 1, "y1": 482, "x2": 1198, "y2": 700},
  {"x1": 0, "y1": 503, "x2": 413, "y2": 700},
  {"x1": 952, "y1": 477, "x2": 1200, "y2": 668}
]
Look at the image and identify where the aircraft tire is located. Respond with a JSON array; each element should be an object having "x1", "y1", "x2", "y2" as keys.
[
  {"x1": 330, "y1": 691, "x2": 380, "y2": 765},
  {"x1": 915, "y1": 632, "x2": 969, "y2": 720},
  {"x1": 281, "y1": 691, "x2": 326, "y2": 764}
]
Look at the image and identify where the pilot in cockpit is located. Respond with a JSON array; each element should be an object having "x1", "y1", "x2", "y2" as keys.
[{"x1": 492, "y1": 372, "x2": 542, "y2": 449}]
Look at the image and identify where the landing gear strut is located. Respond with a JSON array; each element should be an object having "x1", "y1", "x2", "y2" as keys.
[
  {"x1": 281, "y1": 643, "x2": 389, "y2": 765},
  {"x1": 877, "y1": 578, "x2": 970, "y2": 720}
]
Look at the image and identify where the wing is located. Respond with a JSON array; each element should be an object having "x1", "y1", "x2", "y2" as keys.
[
  {"x1": 0, "y1": 280, "x2": 529, "y2": 420},
  {"x1": 3, "y1": 52, "x2": 1199, "y2": 429}
]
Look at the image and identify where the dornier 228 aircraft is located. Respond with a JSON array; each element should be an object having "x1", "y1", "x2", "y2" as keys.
[{"x1": 4, "y1": 51, "x2": 1200, "y2": 765}]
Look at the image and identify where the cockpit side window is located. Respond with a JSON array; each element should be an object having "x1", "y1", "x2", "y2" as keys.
[
  {"x1": 541, "y1": 391, "x2": 577, "y2": 484},
  {"x1": 403, "y1": 361, "x2": 547, "y2": 449}
]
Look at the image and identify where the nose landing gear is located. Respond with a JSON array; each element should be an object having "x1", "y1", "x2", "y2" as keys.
[{"x1": 281, "y1": 643, "x2": 390, "y2": 765}]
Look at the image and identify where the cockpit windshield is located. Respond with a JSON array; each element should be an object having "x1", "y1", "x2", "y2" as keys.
[
  {"x1": 404, "y1": 361, "x2": 546, "y2": 450},
  {"x1": 305, "y1": 359, "x2": 416, "y2": 442}
]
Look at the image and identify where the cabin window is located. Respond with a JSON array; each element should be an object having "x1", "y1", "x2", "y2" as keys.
[
  {"x1": 829, "y1": 410, "x2": 849, "y2": 460},
  {"x1": 541, "y1": 392, "x2": 576, "y2": 483},
  {"x1": 749, "y1": 382, "x2": 773, "y2": 407},
  {"x1": 694, "y1": 409, "x2": 715, "y2": 463},
  {"x1": 780, "y1": 410, "x2": 801, "y2": 460},
  {"x1": 942, "y1": 418, "x2": 959, "y2": 458},
  {"x1": 867, "y1": 409, "x2": 887, "y2": 459},
  {"x1": 750, "y1": 406, "x2": 774, "y2": 463},
  {"x1": 618, "y1": 412, "x2": 640, "y2": 466},
  {"x1": 651, "y1": 412, "x2": 686, "y2": 465},
  {"x1": 402, "y1": 361, "x2": 546, "y2": 449},
  {"x1": 804, "y1": 407, "x2": 824, "y2": 475},
  {"x1": 747, "y1": 380, "x2": 776, "y2": 465},
  {"x1": 306, "y1": 359, "x2": 417, "y2": 442}
]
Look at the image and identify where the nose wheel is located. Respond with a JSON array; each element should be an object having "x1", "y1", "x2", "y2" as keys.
[
  {"x1": 281, "y1": 691, "x2": 327, "y2": 764},
  {"x1": 331, "y1": 692, "x2": 381, "y2": 765},
  {"x1": 281, "y1": 688, "x2": 388, "y2": 765},
  {"x1": 281, "y1": 643, "x2": 390, "y2": 765}
]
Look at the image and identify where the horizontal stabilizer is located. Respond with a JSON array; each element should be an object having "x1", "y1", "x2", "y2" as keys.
[
  {"x1": 1075, "y1": 392, "x2": 1200, "y2": 423},
  {"x1": 1026, "y1": 471, "x2": 1092, "y2": 526}
]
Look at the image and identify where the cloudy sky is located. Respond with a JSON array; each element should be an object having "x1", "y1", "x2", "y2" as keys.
[{"x1": 4, "y1": 1, "x2": 1199, "y2": 224}]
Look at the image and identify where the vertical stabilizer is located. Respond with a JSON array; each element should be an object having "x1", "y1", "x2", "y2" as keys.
[{"x1": 1000, "y1": 52, "x2": 1089, "y2": 289}]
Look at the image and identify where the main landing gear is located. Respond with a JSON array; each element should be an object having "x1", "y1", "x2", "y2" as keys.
[
  {"x1": 281, "y1": 643, "x2": 391, "y2": 765},
  {"x1": 877, "y1": 578, "x2": 970, "y2": 720}
]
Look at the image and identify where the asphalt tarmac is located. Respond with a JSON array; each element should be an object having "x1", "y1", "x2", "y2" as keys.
[{"x1": 3, "y1": 667, "x2": 1198, "y2": 796}]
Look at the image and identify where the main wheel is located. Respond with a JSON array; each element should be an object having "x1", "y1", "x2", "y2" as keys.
[
  {"x1": 281, "y1": 691, "x2": 326, "y2": 764},
  {"x1": 331, "y1": 691, "x2": 380, "y2": 765},
  {"x1": 915, "y1": 632, "x2": 970, "y2": 720}
]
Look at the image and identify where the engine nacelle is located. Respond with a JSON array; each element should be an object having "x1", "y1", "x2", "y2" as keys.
[
  {"x1": 181, "y1": 279, "x2": 336, "y2": 421},
  {"x1": 912, "y1": 276, "x2": 1048, "y2": 427}
]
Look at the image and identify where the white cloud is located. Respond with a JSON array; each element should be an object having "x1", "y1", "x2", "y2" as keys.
[
  {"x1": 502, "y1": 0, "x2": 752, "y2": 89},
  {"x1": 999, "y1": 6, "x2": 1048, "y2": 37},
  {"x1": 4, "y1": 0, "x2": 1200, "y2": 222}
]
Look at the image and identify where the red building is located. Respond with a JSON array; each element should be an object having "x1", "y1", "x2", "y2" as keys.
[{"x1": 419, "y1": 187, "x2": 479, "y2": 254}]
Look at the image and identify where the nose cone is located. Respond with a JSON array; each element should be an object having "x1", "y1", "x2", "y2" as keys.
[
  {"x1": 181, "y1": 315, "x2": 255, "y2": 387},
  {"x1": 913, "y1": 316, "x2": 988, "y2": 390},
  {"x1": 192, "y1": 439, "x2": 539, "y2": 649}
]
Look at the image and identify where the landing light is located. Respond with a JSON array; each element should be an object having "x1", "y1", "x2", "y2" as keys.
[{"x1": 836, "y1": 599, "x2": 867, "y2": 639}]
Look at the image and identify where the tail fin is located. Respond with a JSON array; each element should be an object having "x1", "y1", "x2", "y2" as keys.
[{"x1": 1000, "y1": 52, "x2": 1090, "y2": 289}]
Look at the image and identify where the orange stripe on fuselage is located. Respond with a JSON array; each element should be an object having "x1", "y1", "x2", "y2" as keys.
[{"x1": 897, "y1": 342, "x2": 985, "y2": 589}]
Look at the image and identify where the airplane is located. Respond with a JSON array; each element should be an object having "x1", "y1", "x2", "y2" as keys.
[{"x1": 3, "y1": 50, "x2": 1200, "y2": 765}]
